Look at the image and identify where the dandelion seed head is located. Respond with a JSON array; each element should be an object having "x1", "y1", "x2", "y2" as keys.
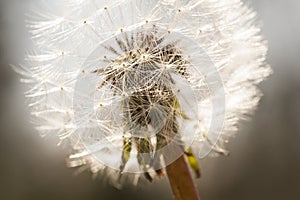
[{"x1": 17, "y1": 0, "x2": 271, "y2": 184}]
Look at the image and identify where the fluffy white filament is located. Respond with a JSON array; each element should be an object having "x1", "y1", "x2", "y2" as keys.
[{"x1": 16, "y1": 0, "x2": 271, "y2": 184}]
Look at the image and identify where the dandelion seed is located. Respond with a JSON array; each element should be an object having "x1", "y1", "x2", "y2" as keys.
[{"x1": 16, "y1": 0, "x2": 271, "y2": 192}]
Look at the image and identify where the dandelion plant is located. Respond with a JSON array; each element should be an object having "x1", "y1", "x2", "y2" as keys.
[{"x1": 15, "y1": 0, "x2": 271, "y2": 199}]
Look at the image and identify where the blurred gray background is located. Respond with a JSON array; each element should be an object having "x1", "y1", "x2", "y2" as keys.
[{"x1": 0, "y1": 0, "x2": 299, "y2": 199}]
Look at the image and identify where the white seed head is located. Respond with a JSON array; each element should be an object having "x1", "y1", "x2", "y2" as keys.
[{"x1": 16, "y1": 0, "x2": 271, "y2": 185}]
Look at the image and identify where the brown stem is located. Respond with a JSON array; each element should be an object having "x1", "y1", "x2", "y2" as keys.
[{"x1": 166, "y1": 155, "x2": 200, "y2": 200}]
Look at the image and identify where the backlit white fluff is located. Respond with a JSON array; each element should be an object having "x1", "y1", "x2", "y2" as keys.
[{"x1": 16, "y1": 0, "x2": 271, "y2": 184}]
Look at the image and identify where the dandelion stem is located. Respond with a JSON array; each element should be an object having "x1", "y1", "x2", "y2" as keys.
[{"x1": 166, "y1": 154, "x2": 200, "y2": 200}]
